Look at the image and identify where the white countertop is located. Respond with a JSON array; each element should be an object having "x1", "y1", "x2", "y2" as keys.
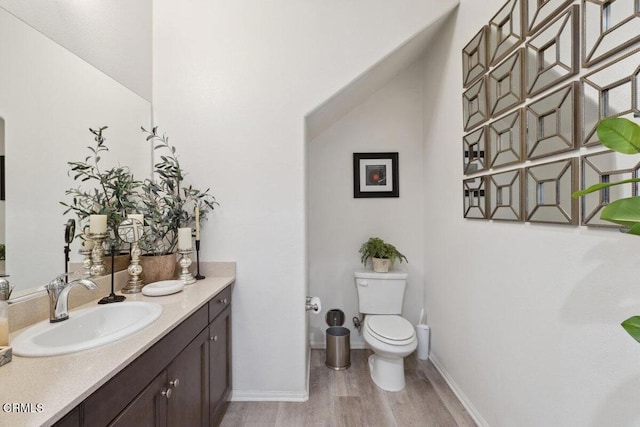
[{"x1": 0, "y1": 274, "x2": 234, "y2": 427}]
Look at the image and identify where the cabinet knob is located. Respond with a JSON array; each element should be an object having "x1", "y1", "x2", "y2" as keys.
[
  {"x1": 161, "y1": 388, "x2": 172, "y2": 399},
  {"x1": 219, "y1": 298, "x2": 228, "y2": 305},
  {"x1": 170, "y1": 378, "x2": 180, "y2": 388},
  {"x1": 210, "y1": 335, "x2": 218, "y2": 342}
]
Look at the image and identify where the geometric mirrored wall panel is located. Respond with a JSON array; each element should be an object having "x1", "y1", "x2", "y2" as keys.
[
  {"x1": 463, "y1": 26, "x2": 489, "y2": 88},
  {"x1": 583, "y1": 0, "x2": 640, "y2": 67},
  {"x1": 488, "y1": 48, "x2": 524, "y2": 117},
  {"x1": 580, "y1": 151, "x2": 640, "y2": 227},
  {"x1": 488, "y1": 169, "x2": 523, "y2": 221},
  {"x1": 525, "y1": 158, "x2": 578, "y2": 224},
  {"x1": 463, "y1": 77, "x2": 489, "y2": 131},
  {"x1": 489, "y1": 0, "x2": 525, "y2": 66},
  {"x1": 582, "y1": 47, "x2": 640, "y2": 146},
  {"x1": 527, "y1": 0, "x2": 573, "y2": 35},
  {"x1": 489, "y1": 109, "x2": 523, "y2": 168},
  {"x1": 526, "y1": 82, "x2": 578, "y2": 160},
  {"x1": 463, "y1": 127, "x2": 488, "y2": 174},
  {"x1": 526, "y1": 5, "x2": 578, "y2": 97},
  {"x1": 464, "y1": 177, "x2": 487, "y2": 219}
]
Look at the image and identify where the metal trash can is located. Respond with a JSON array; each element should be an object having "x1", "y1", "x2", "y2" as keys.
[{"x1": 325, "y1": 309, "x2": 350, "y2": 370}]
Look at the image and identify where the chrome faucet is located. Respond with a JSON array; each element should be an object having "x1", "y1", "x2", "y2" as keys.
[{"x1": 45, "y1": 274, "x2": 97, "y2": 322}]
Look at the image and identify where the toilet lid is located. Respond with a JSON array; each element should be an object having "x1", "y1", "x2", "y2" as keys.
[{"x1": 366, "y1": 315, "x2": 415, "y2": 343}]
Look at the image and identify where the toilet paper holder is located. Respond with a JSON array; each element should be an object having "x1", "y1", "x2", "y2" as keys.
[{"x1": 305, "y1": 296, "x2": 321, "y2": 313}]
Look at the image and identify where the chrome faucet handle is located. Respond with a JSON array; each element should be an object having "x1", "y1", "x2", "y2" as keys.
[
  {"x1": 44, "y1": 272, "x2": 77, "y2": 291},
  {"x1": 45, "y1": 273, "x2": 97, "y2": 322}
]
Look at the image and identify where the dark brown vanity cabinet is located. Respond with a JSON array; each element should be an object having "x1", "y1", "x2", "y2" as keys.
[
  {"x1": 111, "y1": 328, "x2": 211, "y2": 427},
  {"x1": 208, "y1": 296, "x2": 232, "y2": 425},
  {"x1": 55, "y1": 284, "x2": 232, "y2": 427}
]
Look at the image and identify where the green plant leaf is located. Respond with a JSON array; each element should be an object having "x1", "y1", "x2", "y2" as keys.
[
  {"x1": 600, "y1": 197, "x2": 640, "y2": 227},
  {"x1": 622, "y1": 316, "x2": 640, "y2": 343},
  {"x1": 572, "y1": 178, "x2": 640, "y2": 197},
  {"x1": 628, "y1": 223, "x2": 640, "y2": 236},
  {"x1": 596, "y1": 117, "x2": 640, "y2": 154}
]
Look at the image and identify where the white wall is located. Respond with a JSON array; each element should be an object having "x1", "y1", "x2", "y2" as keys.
[
  {"x1": 0, "y1": 0, "x2": 152, "y2": 101},
  {"x1": 308, "y1": 60, "x2": 424, "y2": 348},
  {"x1": 422, "y1": 2, "x2": 640, "y2": 426},
  {"x1": 153, "y1": 0, "x2": 459, "y2": 399}
]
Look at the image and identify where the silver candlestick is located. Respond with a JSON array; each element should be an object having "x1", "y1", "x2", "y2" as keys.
[
  {"x1": 122, "y1": 241, "x2": 143, "y2": 293},
  {"x1": 178, "y1": 250, "x2": 196, "y2": 285},
  {"x1": 79, "y1": 248, "x2": 93, "y2": 278},
  {"x1": 88, "y1": 232, "x2": 108, "y2": 276},
  {"x1": 118, "y1": 218, "x2": 145, "y2": 293}
]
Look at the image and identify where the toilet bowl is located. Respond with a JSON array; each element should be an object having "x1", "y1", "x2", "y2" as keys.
[{"x1": 362, "y1": 314, "x2": 417, "y2": 392}]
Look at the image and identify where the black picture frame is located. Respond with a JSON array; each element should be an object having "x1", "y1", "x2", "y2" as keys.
[{"x1": 353, "y1": 152, "x2": 399, "y2": 198}]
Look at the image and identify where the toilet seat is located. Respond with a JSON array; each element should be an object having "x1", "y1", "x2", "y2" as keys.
[{"x1": 365, "y1": 315, "x2": 416, "y2": 346}]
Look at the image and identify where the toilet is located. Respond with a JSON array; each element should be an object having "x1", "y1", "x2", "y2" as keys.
[{"x1": 355, "y1": 270, "x2": 417, "y2": 392}]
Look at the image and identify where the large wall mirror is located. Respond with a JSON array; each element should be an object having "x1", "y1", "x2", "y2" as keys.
[{"x1": 0, "y1": 10, "x2": 151, "y2": 297}]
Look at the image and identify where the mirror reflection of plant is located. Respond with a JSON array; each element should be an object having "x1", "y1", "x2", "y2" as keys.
[
  {"x1": 138, "y1": 127, "x2": 217, "y2": 255},
  {"x1": 61, "y1": 126, "x2": 141, "y2": 242},
  {"x1": 572, "y1": 117, "x2": 640, "y2": 345}
]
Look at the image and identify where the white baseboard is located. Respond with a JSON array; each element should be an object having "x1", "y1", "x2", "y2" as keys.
[
  {"x1": 230, "y1": 389, "x2": 309, "y2": 402},
  {"x1": 429, "y1": 354, "x2": 489, "y2": 427}
]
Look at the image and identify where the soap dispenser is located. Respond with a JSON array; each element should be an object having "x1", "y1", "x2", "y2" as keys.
[{"x1": 0, "y1": 276, "x2": 10, "y2": 347}]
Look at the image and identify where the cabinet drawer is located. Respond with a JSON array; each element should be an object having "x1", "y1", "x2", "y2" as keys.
[{"x1": 209, "y1": 285, "x2": 232, "y2": 322}]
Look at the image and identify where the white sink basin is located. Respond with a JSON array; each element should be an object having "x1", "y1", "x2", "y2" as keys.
[{"x1": 12, "y1": 301, "x2": 162, "y2": 357}]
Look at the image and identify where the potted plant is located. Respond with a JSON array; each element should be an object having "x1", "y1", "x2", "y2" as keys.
[
  {"x1": 61, "y1": 126, "x2": 141, "y2": 266},
  {"x1": 572, "y1": 117, "x2": 640, "y2": 343},
  {"x1": 359, "y1": 237, "x2": 407, "y2": 273},
  {"x1": 137, "y1": 127, "x2": 217, "y2": 282}
]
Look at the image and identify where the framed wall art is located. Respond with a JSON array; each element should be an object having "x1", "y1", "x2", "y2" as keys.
[
  {"x1": 583, "y1": 0, "x2": 640, "y2": 67},
  {"x1": 463, "y1": 177, "x2": 487, "y2": 219},
  {"x1": 353, "y1": 152, "x2": 399, "y2": 198}
]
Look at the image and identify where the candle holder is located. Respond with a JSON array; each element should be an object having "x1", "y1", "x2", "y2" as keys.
[
  {"x1": 79, "y1": 248, "x2": 93, "y2": 278},
  {"x1": 88, "y1": 232, "x2": 108, "y2": 276},
  {"x1": 195, "y1": 240, "x2": 205, "y2": 280},
  {"x1": 118, "y1": 218, "x2": 145, "y2": 293},
  {"x1": 178, "y1": 250, "x2": 197, "y2": 285},
  {"x1": 122, "y1": 241, "x2": 143, "y2": 293}
]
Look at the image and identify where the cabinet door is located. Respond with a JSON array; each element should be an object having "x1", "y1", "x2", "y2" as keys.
[
  {"x1": 53, "y1": 406, "x2": 80, "y2": 427},
  {"x1": 166, "y1": 328, "x2": 210, "y2": 427},
  {"x1": 109, "y1": 372, "x2": 168, "y2": 427},
  {"x1": 209, "y1": 305, "x2": 231, "y2": 425}
]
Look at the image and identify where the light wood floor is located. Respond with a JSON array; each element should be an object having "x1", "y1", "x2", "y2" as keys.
[{"x1": 220, "y1": 349, "x2": 477, "y2": 427}]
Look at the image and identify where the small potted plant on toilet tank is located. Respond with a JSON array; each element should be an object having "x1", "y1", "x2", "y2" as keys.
[{"x1": 359, "y1": 237, "x2": 407, "y2": 273}]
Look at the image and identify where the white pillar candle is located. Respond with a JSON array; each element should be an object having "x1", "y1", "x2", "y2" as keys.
[
  {"x1": 178, "y1": 227, "x2": 192, "y2": 251},
  {"x1": 128, "y1": 214, "x2": 144, "y2": 225},
  {"x1": 195, "y1": 207, "x2": 200, "y2": 240},
  {"x1": 89, "y1": 215, "x2": 107, "y2": 234}
]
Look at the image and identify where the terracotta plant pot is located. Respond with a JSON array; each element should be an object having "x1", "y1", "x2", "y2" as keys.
[
  {"x1": 139, "y1": 253, "x2": 177, "y2": 285},
  {"x1": 372, "y1": 257, "x2": 391, "y2": 273}
]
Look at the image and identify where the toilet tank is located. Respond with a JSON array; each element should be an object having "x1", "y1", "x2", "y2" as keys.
[{"x1": 354, "y1": 270, "x2": 408, "y2": 314}]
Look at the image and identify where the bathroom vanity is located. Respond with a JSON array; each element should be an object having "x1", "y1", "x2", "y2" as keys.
[{"x1": 0, "y1": 268, "x2": 234, "y2": 427}]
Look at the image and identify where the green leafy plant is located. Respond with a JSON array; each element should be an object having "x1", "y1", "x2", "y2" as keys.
[
  {"x1": 138, "y1": 127, "x2": 218, "y2": 255},
  {"x1": 61, "y1": 126, "x2": 141, "y2": 240},
  {"x1": 572, "y1": 117, "x2": 640, "y2": 343},
  {"x1": 359, "y1": 237, "x2": 408, "y2": 267}
]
